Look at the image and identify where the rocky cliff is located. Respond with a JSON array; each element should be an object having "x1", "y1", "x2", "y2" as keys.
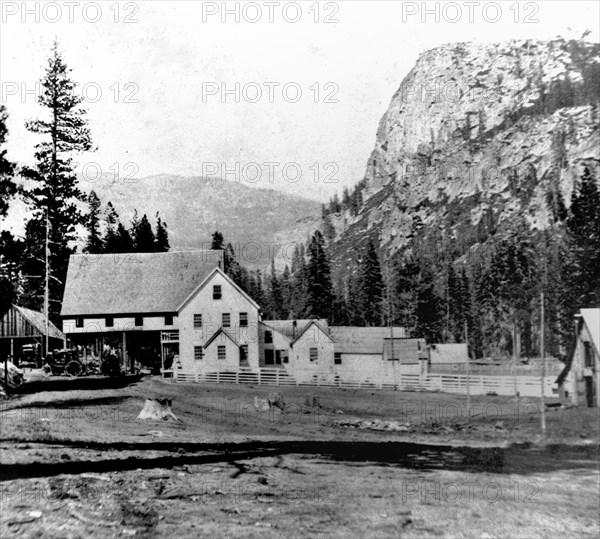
[{"x1": 326, "y1": 37, "x2": 600, "y2": 274}]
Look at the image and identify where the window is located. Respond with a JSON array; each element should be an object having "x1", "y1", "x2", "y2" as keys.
[
  {"x1": 239, "y1": 312, "x2": 248, "y2": 327},
  {"x1": 218, "y1": 345, "x2": 226, "y2": 360},
  {"x1": 165, "y1": 315, "x2": 173, "y2": 326},
  {"x1": 105, "y1": 316, "x2": 114, "y2": 328},
  {"x1": 193, "y1": 314, "x2": 202, "y2": 329},
  {"x1": 222, "y1": 313, "x2": 231, "y2": 327},
  {"x1": 283, "y1": 354, "x2": 289, "y2": 364},
  {"x1": 334, "y1": 353, "x2": 342, "y2": 365},
  {"x1": 310, "y1": 348, "x2": 318, "y2": 362},
  {"x1": 584, "y1": 342, "x2": 594, "y2": 368},
  {"x1": 240, "y1": 344, "x2": 248, "y2": 362},
  {"x1": 265, "y1": 330, "x2": 273, "y2": 344},
  {"x1": 135, "y1": 315, "x2": 143, "y2": 327},
  {"x1": 265, "y1": 349, "x2": 274, "y2": 365},
  {"x1": 213, "y1": 285, "x2": 222, "y2": 300},
  {"x1": 76, "y1": 317, "x2": 84, "y2": 328},
  {"x1": 275, "y1": 350, "x2": 282, "y2": 365},
  {"x1": 194, "y1": 346, "x2": 203, "y2": 361}
]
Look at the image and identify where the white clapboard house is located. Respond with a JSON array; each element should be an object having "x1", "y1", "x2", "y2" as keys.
[{"x1": 61, "y1": 250, "x2": 260, "y2": 373}]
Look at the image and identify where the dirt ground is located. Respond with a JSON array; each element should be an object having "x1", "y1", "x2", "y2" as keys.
[{"x1": 1, "y1": 375, "x2": 598, "y2": 538}]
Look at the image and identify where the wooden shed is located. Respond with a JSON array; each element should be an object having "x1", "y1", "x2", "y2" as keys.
[{"x1": 0, "y1": 305, "x2": 65, "y2": 366}]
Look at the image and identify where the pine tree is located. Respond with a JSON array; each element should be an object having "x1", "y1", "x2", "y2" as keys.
[
  {"x1": 21, "y1": 42, "x2": 93, "y2": 320},
  {"x1": 346, "y1": 270, "x2": 363, "y2": 325},
  {"x1": 132, "y1": 214, "x2": 155, "y2": 252},
  {"x1": 331, "y1": 278, "x2": 349, "y2": 325},
  {"x1": 253, "y1": 270, "x2": 265, "y2": 308},
  {"x1": 103, "y1": 202, "x2": 120, "y2": 253},
  {"x1": 114, "y1": 223, "x2": 133, "y2": 253},
  {"x1": 0, "y1": 105, "x2": 16, "y2": 217},
  {"x1": 155, "y1": 213, "x2": 170, "y2": 252},
  {"x1": 414, "y1": 262, "x2": 443, "y2": 343},
  {"x1": 289, "y1": 244, "x2": 309, "y2": 318},
  {"x1": 358, "y1": 239, "x2": 384, "y2": 326},
  {"x1": 280, "y1": 265, "x2": 292, "y2": 317},
  {"x1": 211, "y1": 231, "x2": 225, "y2": 250},
  {"x1": 306, "y1": 231, "x2": 333, "y2": 320},
  {"x1": 322, "y1": 214, "x2": 335, "y2": 241},
  {"x1": 84, "y1": 191, "x2": 104, "y2": 254},
  {"x1": 0, "y1": 231, "x2": 24, "y2": 315},
  {"x1": 266, "y1": 258, "x2": 283, "y2": 319},
  {"x1": 562, "y1": 166, "x2": 600, "y2": 316},
  {"x1": 224, "y1": 243, "x2": 242, "y2": 284}
]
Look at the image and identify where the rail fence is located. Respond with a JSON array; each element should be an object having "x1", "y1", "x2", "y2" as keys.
[{"x1": 175, "y1": 368, "x2": 557, "y2": 397}]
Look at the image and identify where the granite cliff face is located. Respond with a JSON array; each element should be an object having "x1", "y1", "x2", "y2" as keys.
[{"x1": 326, "y1": 37, "x2": 600, "y2": 272}]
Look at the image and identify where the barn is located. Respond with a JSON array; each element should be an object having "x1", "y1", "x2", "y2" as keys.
[{"x1": 0, "y1": 305, "x2": 65, "y2": 367}]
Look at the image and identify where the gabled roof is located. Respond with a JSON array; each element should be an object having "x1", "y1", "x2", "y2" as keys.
[
  {"x1": 1, "y1": 306, "x2": 65, "y2": 340},
  {"x1": 61, "y1": 251, "x2": 223, "y2": 316},
  {"x1": 204, "y1": 327, "x2": 240, "y2": 349},
  {"x1": 329, "y1": 326, "x2": 408, "y2": 354},
  {"x1": 581, "y1": 308, "x2": 600, "y2": 356},
  {"x1": 383, "y1": 338, "x2": 427, "y2": 363},
  {"x1": 290, "y1": 320, "x2": 333, "y2": 346},
  {"x1": 557, "y1": 308, "x2": 600, "y2": 385},
  {"x1": 262, "y1": 319, "x2": 328, "y2": 341},
  {"x1": 178, "y1": 266, "x2": 259, "y2": 311},
  {"x1": 429, "y1": 343, "x2": 468, "y2": 364}
]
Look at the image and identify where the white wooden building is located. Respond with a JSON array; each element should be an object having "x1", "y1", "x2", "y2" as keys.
[
  {"x1": 61, "y1": 250, "x2": 260, "y2": 373},
  {"x1": 558, "y1": 308, "x2": 600, "y2": 407}
]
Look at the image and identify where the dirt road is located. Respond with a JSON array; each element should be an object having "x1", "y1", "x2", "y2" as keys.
[{"x1": 1, "y1": 376, "x2": 598, "y2": 538}]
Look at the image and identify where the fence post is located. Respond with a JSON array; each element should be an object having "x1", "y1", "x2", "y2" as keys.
[
  {"x1": 258, "y1": 369, "x2": 262, "y2": 385},
  {"x1": 276, "y1": 369, "x2": 280, "y2": 386},
  {"x1": 236, "y1": 370, "x2": 239, "y2": 384}
]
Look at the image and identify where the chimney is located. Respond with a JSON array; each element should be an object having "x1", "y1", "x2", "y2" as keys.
[{"x1": 292, "y1": 320, "x2": 297, "y2": 339}]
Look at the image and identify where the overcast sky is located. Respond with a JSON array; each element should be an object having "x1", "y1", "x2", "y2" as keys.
[{"x1": 1, "y1": 1, "x2": 598, "y2": 202}]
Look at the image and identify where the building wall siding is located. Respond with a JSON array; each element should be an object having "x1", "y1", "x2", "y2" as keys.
[
  {"x1": 63, "y1": 315, "x2": 177, "y2": 334},
  {"x1": 178, "y1": 272, "x2": 259, "y2": 373}
]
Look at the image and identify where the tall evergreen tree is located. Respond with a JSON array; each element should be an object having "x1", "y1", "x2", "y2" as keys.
[
  {"x1": 211, "y1": 231, "x2": 225, "y2": 250},
  {"x1": 21, "y1": 42, "x2": 93, "y2": 320},
  {"x1": 358, "y1": 239, "x2": 384, "y2": 326},
  {"x1": 84, "y1": 190, "x2": 104, "y2": 254},
  {"x1": 562, "y1": 166, "x2": 600, "y2": 315},
  {"x1": 267, "y1": 258, "x2": 283, "y2": 319},
  {"x1": 103, "y1": 202, "x2": 119, "y2": 253},
  {"x1": 155, "y1": 213, "x2": 170, "y2": 252},
  {"x1": 132, "y1": 214, "x2": 155, "y2": 252},
  {"x1": 289, "y1": 244, "x2": 309, "y2": 318},
  {"x1": 306, "y1": 231, "x2": 333, "y2": 320},
  {"x1": 0, "y1": 105, "x2": 16, "y2": 217},
  {"x1": 280, "y1": 265, "x2": 292, "y2": 317}
]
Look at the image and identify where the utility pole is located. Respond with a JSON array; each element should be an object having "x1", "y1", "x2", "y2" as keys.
[
  {"x1": 540, "y1": 291, "x2": 546, "y2": 439},
  {"x1": 464, "y1": 318, "x2": 470, "y2": 421},
  {"x1": 513, "y1": 319, "x2": 519, "y2": 401},
  {"x1": 45, "y1": 210, "x2": 50, "y2": 360},
  {"x1": 387, "y1": 264, "x2": 397, "y2": 390}
]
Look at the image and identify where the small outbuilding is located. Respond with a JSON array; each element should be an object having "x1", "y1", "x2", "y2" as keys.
[
  {"x1": 0, "y1": 305, "x2": 65, "y2": 367},
  {"x1": 557, "y1": 308, "x2": 600, "y2": 407}
]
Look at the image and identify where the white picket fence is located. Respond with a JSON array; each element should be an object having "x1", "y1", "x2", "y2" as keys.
[{"x1": 175, "y1": 368, "x2": 557, "y2": 397}]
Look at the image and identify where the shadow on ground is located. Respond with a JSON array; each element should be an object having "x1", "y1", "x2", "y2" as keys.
[
  {"x1": 11, "y1": 375, "x2": 143, "y2": 395},
  {"x1": 0, "y1": 439, "x2": 596, "y2": 481}
]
